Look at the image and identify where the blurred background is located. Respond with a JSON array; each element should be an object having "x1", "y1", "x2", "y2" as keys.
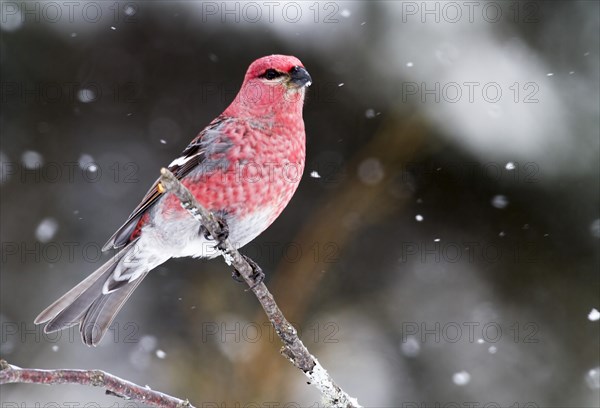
[{"x1": 1, "y1": 1, "x2": 599, "y2": 407}]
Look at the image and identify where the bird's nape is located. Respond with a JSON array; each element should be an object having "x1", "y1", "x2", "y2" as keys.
[{"x1": 35, "y1": 55, "x2": 309, "y2": 345}]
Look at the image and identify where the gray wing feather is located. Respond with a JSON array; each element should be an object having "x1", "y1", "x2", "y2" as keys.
[
  {"x1": 35, "y1": 240, "x2": 147, "y2": 346},
  {"x1": 102, "y1": 117, "x2": 231, "y2": 251},
  {"x1": 80, "y1": 271, "x2": 149, "y2": 346},
  {"x1": 34, "y1": 244, "x2": 133, "y2": 325}
]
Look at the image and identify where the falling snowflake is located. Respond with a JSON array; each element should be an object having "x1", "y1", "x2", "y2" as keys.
[
  {"x1": 22, "y1": 150, "x2": 43, "y2": 169},
  {"x1": 77, "y1": 88, "x2": 96, "y2": 103},
  {"x1": 586, "y1": 367, "x2": 600, "y2": 390},
  {"x1": 400, "y1": 336, "x2": 420, "y2": 358},
  {"x1": 491, "y1": 195, "x2": 509, "y2": 209},
  {"x1": 35, "y1": 218, "x2": 59, "y2": 243},
  {"x1": 452, "y1": 371, "x2": 471, "y2": 386}
]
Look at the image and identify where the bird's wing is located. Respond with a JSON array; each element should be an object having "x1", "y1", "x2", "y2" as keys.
[{"x1": 102, "y1": 116, "x2": 233, "y2": 251}]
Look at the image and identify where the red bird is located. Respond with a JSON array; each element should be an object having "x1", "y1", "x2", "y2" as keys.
[{"x1": 35, "y1": 55, "x2": 312, "y2": 346}]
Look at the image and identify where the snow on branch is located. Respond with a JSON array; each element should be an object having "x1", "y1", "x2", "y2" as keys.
[
  {"x1": 158, "y1": 168, "x2": 361, "y2": 408},
  {"x1": 0, "y1": 168, "x2": 361, "y2": 408}
]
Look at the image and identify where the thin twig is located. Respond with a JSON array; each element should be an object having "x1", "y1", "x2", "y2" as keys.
[
  {"x1": 0, "y1": 359, "x2": 193, "y2": 408},
  {"x1": 158, "y1": 168, "x2": 361, "y2": 408},
  {"x1": 0, "y1": 169, "x2": 360, "y2": 408}
]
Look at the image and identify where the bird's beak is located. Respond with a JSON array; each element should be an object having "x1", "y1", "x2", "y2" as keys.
[{"x1": 288, "y1": 66, "x2": 312, "y2": 88}]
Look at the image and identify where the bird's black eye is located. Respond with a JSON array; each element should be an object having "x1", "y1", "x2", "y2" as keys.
[{"x1": 261, "y1": 69, "x2": 284, "y2": 80}]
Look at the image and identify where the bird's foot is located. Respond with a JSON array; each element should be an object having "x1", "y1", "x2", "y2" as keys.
[
  {"x1": 201, "y1": 217, "x2": 230, "y2": 251},
  {"x1": 214, "y1": 218, "x2": 230, "y2": 251},
  {"x1": 232, "y1": 254, "x2": 265, "y2": 291}
]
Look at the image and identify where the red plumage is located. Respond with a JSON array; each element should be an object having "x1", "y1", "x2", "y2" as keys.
[{"x1": 35, "y1": 55, "x2": 312, "y2": 346}]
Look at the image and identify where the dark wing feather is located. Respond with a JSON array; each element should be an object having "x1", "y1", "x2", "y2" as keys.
[{"x1": 102, "y1": 117, "x2": 229, "y2": 251}]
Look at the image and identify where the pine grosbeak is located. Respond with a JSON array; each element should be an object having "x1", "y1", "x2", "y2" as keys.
[{"x1": 35, "y1": 55, "x2": 312, "y2": 346}]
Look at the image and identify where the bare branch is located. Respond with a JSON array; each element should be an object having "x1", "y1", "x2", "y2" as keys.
[
  {"x1": 0, "y1": 169, "x2": 360, "y2": 408},
  {"x1": 0, "y1": 359, "x2": 194, "y2": 408},
  {"x1": 158, "y1": 168, "x2": 361, "y2": 408}
]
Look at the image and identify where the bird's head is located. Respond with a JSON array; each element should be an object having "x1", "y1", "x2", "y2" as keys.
[{"x1": 226, "y1": 55, "x2": 312, "y2": 117}]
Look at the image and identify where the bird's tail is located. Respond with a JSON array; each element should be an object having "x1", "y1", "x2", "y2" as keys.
[{"x1": 34, "y1": 240, "x2": 151, "y2": 346}]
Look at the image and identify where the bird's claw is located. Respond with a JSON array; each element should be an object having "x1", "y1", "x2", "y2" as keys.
[
  {"x1": 214, "y1": 218, "x2": 230, "y2": 251},
  {"x1": 231, "y1": 269, "x2": 245, "y2": 283},
  {"x1": 201, "y1": 217, "x2": 230, "y2": 250},
  {"x1": 232, "y1": 254, "x2": 265, "y2": 291}
]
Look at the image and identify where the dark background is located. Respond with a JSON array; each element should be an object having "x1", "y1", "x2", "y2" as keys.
[{"x1": 1, "y1": 1, "x2": 599, "y2": 406}]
